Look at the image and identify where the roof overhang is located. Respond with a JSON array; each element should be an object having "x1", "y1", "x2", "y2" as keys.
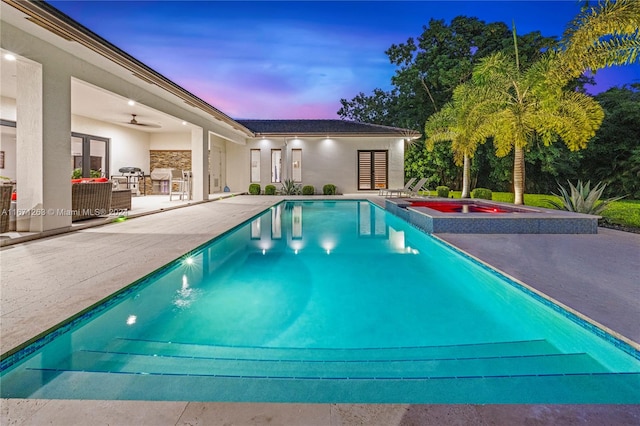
[
  {"x1": 2, "y1": 0, "x2": 255, "y2": 138},
  {"x1": 253, "y1": 132, "x2": 421, "y2": 139}
]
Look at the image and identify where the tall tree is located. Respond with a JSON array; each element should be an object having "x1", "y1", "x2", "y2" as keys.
[
  {"x1": 424, "y1": 82, "x2": 493, "y2": 198},
  {"x1": 473, "y1": 34, "x2": 605, "y2": 204},
  {"x1": 340, "y1": 16, "x2": 556, "y2": 129},
  {"x1": 338, "y1": 16, "x2": 557, "y2": 190}
]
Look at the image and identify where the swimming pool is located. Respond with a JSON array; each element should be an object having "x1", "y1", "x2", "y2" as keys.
[{"x1": 1, "y1": 201, "x2": 638, "y2": 402}]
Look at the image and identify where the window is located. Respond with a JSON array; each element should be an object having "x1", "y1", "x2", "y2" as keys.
[
  {"x1": 250, "y1": 149, "x2": 261, "y2": 182},
  {"x1": 271, "y1": 149, "x2": 282, "y2": 183},
  {"x1": 358, "y1": 150, "x2": 387, "y2": 190},
  {"x1": 291, "y1": 149, "x2": 302, "y2": 182}
]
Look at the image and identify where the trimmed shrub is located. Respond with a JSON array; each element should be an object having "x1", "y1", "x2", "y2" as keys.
[
  {"x1": 248, "y1": 183, "x2": 261, "y2": 195},
  {"x1": 323, "y1": 184, "x2": 337, "y2": 195},
  {"x1": 436, "y1": 186, "x2": 450, "y2": 198},
  {"x1": 471, "y1": 188, "x2": 492, "y2": 200},
  {"x1": 302, "y1": 185, "x2": 315, "y2": 195},
  {"x1": 264, "y1": 184, "x2": 277, "y2": 195}
]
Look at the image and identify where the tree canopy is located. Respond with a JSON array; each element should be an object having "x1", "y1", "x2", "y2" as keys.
[
  {"x1": 338, "y1": 8, "x2": 638, "y2": 199},
  {"x1": 338, "y1": 16, "x2": 556, "y2": 132}
]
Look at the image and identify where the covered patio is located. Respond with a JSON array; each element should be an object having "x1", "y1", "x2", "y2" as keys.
[{"x1": 1, "y1": 1, "x2": 252, "y2": 235}]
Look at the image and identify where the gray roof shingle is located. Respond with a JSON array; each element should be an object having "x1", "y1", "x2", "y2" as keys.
[{"x1": 236, "y1": 119, "x2": 419, "y2": 137}]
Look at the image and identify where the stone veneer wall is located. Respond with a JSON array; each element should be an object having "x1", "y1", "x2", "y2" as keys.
[{"x1": 148, "y1": 150, "x2": 191, "y2": 195}]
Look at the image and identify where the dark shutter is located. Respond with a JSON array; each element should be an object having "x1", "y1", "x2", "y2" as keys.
[{"x1": 358, "y1": 150, "x2": 387, "y2": 190}]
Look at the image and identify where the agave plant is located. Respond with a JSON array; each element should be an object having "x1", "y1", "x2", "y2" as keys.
[
  {"x1": 546, "y1": 180, "x2": 625, "y2": 215},
  {"x1": 280, "y1": 179, "x2": 301, "y2": 195}
]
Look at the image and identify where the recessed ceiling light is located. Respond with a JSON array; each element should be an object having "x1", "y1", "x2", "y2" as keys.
[
  {"x1": 182, "y1": 121, "x2": 187, "y2": 125},
  {"x1": 4, "y1": 54, "x2": 16, "y2": 61},
  {"x1": 128, "y1": 100, "x2": 135, "y2": 106}
]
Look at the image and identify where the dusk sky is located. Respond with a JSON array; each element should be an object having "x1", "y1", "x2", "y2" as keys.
[{"x1": 49, "y1": 1, "x2": 640, "y2": 119}]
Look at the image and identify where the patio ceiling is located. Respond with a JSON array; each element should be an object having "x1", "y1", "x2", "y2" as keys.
[
  {"x1": 1, "y1": 53, "x2": 189, "y2": 134},
  {"x1": 1, "y1": 1, "x2": 253, "y2": 137}
]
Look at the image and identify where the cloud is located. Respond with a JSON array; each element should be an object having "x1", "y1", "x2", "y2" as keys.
[
  {"x1": 51, "y1": 1, "x2": 638, "y2": 119},
  {"x1": 123, "y1": 15, "x2": 396, "y2": 118}
]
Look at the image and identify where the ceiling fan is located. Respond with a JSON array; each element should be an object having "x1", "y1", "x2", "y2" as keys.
[{"x1": 125, "y1": 114, "x2": 161, "y2": 128}]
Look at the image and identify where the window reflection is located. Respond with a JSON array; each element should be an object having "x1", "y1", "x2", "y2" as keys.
[
  {"x1": 358, "y1": 201, "x2": 388, "y2": 238},
  {"x1": 292, "y1": 205, "x2": 302, "y2": 239},
  {"x1": 251, "y1": 218, "x2": 261, "y2": 239},
  {"x1": 271, "y1": 204, "x2": 282, "y2": 239}
]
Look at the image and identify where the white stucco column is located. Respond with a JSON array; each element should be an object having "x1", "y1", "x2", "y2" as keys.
[
  {"x1": 15, "y1": 59, "x2": 43, "y2": 231},
  {"x1": 15, "y1": 57, "x2": 71, "y2": 231},
  {"x1": 191, "y1": 126, "x2": 206, "y2": 201}
]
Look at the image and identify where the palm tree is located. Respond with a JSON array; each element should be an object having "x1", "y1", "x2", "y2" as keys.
[
  {"x1": 560, "y1": 0, "x2": 640, "y2": 78},
  {"x1": 424, "y1": 82, "x2": 493, "y2": 198},
  {"x1": 472, "y1": 33, "x2": 605, "y2": 204}
]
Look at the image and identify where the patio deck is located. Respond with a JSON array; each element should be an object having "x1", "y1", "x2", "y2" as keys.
[{"x1": 1, "y1": 195, "x2": 638, "y2": 425}]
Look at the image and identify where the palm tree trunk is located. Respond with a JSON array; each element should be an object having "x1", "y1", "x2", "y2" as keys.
[
  {"x1": 513, "y1": 146, "x2": 525, "y2": 205},
  {"x1": 461, "y1": 154, "x2": 471, "y2": 198}
]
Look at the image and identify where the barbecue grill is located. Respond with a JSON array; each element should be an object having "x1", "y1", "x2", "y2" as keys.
[
  {"x1": 150, "y1": 168, "x2": 173, "y2": 194},
  {"x1": 119, "y1": 166, "x2": 143, "y2": 175},
  {"x1": 116, "y1": 167, "x2": 144, "y2": 195}
]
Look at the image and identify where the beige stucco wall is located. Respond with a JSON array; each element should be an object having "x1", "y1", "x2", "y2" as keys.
[
  {"x1": 0, "y1": 96, "x2": 17, "y2": 121},
  {"x1": 72, "y1": 115, "x2": 151, "y2": 176},
  {"x1": 226, "y1": 136, "x2": 405, "y2": 194},
  {"x1": 150, "y1": 132, "x2": 191, "y2": 151}
]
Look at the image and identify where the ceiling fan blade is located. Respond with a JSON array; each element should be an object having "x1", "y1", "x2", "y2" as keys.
[{"x1": 125, "y1": 114, "x2": 161, "y2": 128}]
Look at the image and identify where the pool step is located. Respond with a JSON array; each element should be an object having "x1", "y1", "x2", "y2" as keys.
[
  {"x1": 104, "y1": 337, "x2": 563, "y2": 362},
  {"x1": 5, "y1": 367, "x2": 639, "y2": 403},
  {"x1": 49, "y1": 348, "x2": 608, "y2": 380}
]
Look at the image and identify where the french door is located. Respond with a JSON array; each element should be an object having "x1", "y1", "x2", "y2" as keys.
[
  {"x1": 358, "y1": 150, "x2": 388, "y2": 190},
  {"x1": 71, "y1": 132, "x2": 110, "y2": 178}
]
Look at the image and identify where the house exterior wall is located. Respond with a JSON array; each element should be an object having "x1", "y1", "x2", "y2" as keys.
[
  {"x1": 72, "y1": 115, "x2": 151, "y2": 175},
  {"x1": 150, "y1": 132, "x2": 191, "y2": 151},
  {"x1": 209, "y1": 134, "x2": 228, "y2": 193},
  {"x1": 225, "y1": 136, "x2": 405, "y2": 194},
  {"x1": 1, "y1": 17, "x2": 248, "y2": 230}
]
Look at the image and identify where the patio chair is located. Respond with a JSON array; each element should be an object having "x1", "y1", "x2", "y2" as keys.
[
  {"x1": 409, "y1": 178, "x2": 431, "y2": 197},
  {"x1": 379, "y1": 177, "x2": 416, "y2": 197},
  {"x1": 385, "y1": 177, "x2": 428, "y2": 198}
]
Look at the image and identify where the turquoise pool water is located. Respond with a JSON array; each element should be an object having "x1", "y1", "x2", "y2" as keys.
[{"x1": 1, "y1": 201, "x2": 638, "y2": 402}]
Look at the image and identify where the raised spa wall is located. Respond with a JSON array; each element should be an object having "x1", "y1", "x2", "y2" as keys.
[{"x1": 385, "y1": 198, "x2": 599, "y2": 234}]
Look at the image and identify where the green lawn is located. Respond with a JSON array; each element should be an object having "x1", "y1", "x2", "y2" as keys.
[{"x1": 437, "y1": 191, "x2": 640, "y2": 230}]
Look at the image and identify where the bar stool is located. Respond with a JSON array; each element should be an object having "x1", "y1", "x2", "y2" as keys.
[
  {"x1": 182, "y1": 170, "x2": 192, "y2": 200},
  {"x1": 169, "y1": 169, "x2": 188, "y2": 201}
]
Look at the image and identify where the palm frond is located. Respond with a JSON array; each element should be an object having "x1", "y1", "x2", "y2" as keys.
[{"x1": 561, "y1": 0, "x2": 640, "y2": 76}]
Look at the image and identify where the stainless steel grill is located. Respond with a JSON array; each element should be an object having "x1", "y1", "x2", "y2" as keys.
[{"x1": 150, "y1": 168, "x2": 173, "y2": 194}]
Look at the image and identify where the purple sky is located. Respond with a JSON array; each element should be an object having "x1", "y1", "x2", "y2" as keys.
[{"x1": 49, "y1": 1, "x2": 639, "y2": 119}]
